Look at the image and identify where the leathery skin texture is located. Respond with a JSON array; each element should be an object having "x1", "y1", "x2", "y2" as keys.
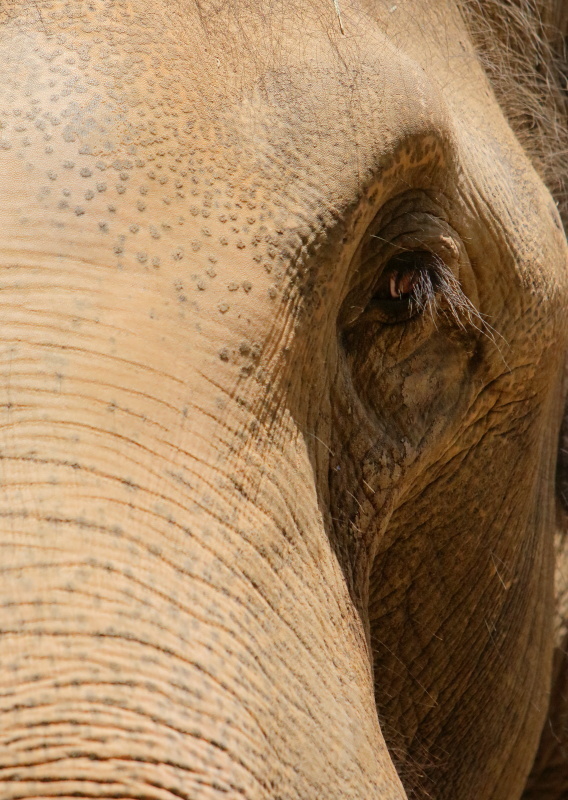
[{"x1": 0, "y1": 1, "x2": 566, "y2": 798}]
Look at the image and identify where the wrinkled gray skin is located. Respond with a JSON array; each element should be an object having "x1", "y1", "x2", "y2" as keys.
[{"x1": 0, "y1": 1, "x2": 567, "y2": 799}]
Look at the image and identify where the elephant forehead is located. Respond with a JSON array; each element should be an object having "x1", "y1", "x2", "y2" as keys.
[
  {"x1": 0, "y1": 0, "x2": 461, "y2": 184},
  {"x1": 0, "y1": 0, "x2": 565, "y2": 314},
  {"x1": 0, "y1": 2, "x2": 462, "y2": 283}
]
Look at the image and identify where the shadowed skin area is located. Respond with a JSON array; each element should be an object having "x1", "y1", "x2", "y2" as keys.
[{"x1": 0, "y1": 1, "x2": 567, "y2": 798}]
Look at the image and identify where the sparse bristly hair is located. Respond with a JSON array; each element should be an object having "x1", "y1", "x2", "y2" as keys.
[{"x1": 460, "y1": 0, "x2": 568, "y2": 229}]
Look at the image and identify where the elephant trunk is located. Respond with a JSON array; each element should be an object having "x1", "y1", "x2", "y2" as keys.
[{"x1": 0, "y1": 305, "x2": 404, "y2": 798}]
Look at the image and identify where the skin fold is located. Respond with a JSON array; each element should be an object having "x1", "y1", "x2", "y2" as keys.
[{"x1": 0, "y1": 1, "x2": 566, "y2": 798}]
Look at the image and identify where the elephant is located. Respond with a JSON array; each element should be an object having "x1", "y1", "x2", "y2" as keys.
[{"x1": 0, "y1": 0, "x2": 567, "y2": 798}]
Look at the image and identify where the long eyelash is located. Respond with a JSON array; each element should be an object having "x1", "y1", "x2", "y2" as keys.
[{"x1": 412, "y1": 255, "x2": 484, "y2": 332}]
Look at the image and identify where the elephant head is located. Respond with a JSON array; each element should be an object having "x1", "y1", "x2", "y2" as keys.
[{"x1": 0, "y1": 1, "x2": 567, "y2": 798}]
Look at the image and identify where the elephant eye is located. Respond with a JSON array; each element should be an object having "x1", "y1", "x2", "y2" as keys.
[
  {"x1": 376, "y1": 262, "x2": 422, "y2": 301},
  {"x1": 341, "y1": 214, "x2": 477, "y2": 332},
  {"x1": 367, "y1": 250, "x2": 443, "y2": 323}
]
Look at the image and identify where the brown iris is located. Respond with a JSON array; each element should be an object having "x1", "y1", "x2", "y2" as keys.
[
  {"x1": 372, "y1": 251, "x2": 434, "y2": 304},
  {"x1": 388, "y1": 268, "x2": 421, "y2": 299},
  {"x1": 360, "y1": 250, "x2": 445, "y2": 324}
]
